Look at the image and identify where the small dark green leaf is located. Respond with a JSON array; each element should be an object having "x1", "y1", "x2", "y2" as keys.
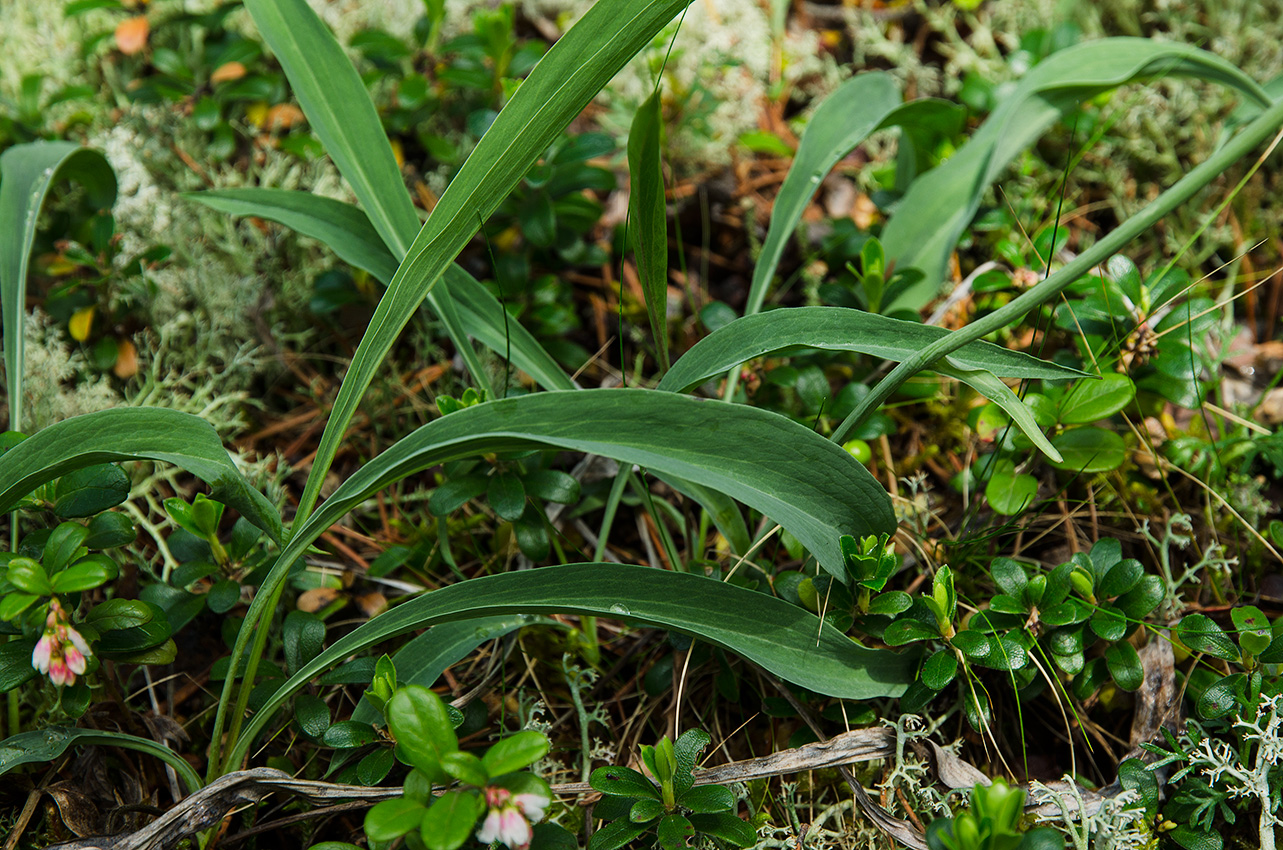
[
  {"x1": 323, "y1": 721, "x2": 377, "y2": 749},
  {"x1": 950, "y1": 630, "x2": 991, "y2": 662},
  {"x1": 420, "y1": 790, "x2": 484, "y2": 850},
  {"x1": 1177, "y1": 614, "x2": 1239, "y2": 661},
  {"x1": 206, "y1": 579, "x2": 241, "y2": 614},
  {"x1": 83, "y1": 512, "x2": 135, "y2": 549},
  {"x1": 284, "y1": 610, "x2": 326, "y2": 674},
  {"x1": 1089, "y1": 606, "x2": 1128, "y2": 642},
  {"x1": 590, "y1": 765, "x2": 659, "y2": 800},
  {"x1": 921, "y1": 651, "x2": 958, "y2": 690},
  {"x1": 656, "y1": 813, "x2": 695, "y2": 850},
  {"x1": 482, "y1": 729, "x2": 549, "y2": 778},
  {"x1": 1230, "y1": 605, "x2": 1272, "y2": 657},
  {"x1": 628, "y1": 90, "x2": 669, "y2": 372},
  {"x1": 688, "y1": 812, "x2": 757, "y2": 847},
  {"x1": 990, "y1": 557, "x2": 1028, "y2": 597},
  {"x1": 1048, "y1": 428, "x2": 1126, "y2": 473},
  {"x1": 1114, "y1": 575, "x2": 1163, "y2": 620},
  {"x1": 1196, "y1": 673, "x2": 1246, "y2": 719},
  {"x1": 296, "y1": 694, "x2": 331, "y2": 738},
  {"x1": 0, "y1": 639, "x2": 39, "y2": 692},
  {"x1": 387, "y1": 685, "x2": 457, "y2": 782},
  {"x1": 586, "y1": 817, "x2": 652, "y2": 850},
  {"x1": 1105, "y1": 641, "x2": 1143, "y2": 691},
  {"x1": 53, "y1": 463, "x2": 130, "y2": 518},
  {"x1": 1168, "y1": 826, "x2": 1222, "y2": 850},
  {"x1": 364, "y1": 797, "x2": 427, "y2": 841},
  {"x1": 357, "y1": 748, "x2": 395, "y2": 785},
  {"x1": 678, "y1": 784, "x2": 734, "y2": 813},
  {"x1": 0, "y1": 593, "x2": 39, "y2": 622},
  {"x1": 429, "y1": 473, "x2": 490, "y2": 516},
  {"x1": 631, "y1": 797, "x2": 665, "y2": 823},
  {"x1": 487, "y1": 472, "x2": 527, "y2": 522},
  {"x1": 44, "y1": 523, "x2": 90, "y2": 574},
  {"x1": 523, "y1": 469, "x2": 580, "y2": 504},
  {"x1": 1098, "y1": 559, "x2": 1143, "y2": 599},
  {"x1": 441, "y1": 751, "x2": 488, "y2": 787},
  {"x1": 883, "y1": 619, "x2": 939, "y2": 646},
  {"x1": 867, "y1": 591, "x2": 912, "y2": 616},
  {"x1": 50, "y1": 557, "x2": 116, "y2": 593},
  {"x1": 1057, "y1": 373, "x2": 1135, "y2": 424},
  {"x1": 96, "y1": 615, "x2": 171, "y2": 656}
]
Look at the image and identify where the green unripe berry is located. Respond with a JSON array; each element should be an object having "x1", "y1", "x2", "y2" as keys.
[{"x1": 842, "y1": 439, "x2": 872, "y2": 464}]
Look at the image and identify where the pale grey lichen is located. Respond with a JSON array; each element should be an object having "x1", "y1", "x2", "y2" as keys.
[{"x1": 14, "y1": 310, "x2": 119, "y2": 432}]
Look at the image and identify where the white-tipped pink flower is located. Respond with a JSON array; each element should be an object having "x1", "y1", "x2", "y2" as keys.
[
  {"x1": 31, "y1": 599, "x2": 91, "y2": 688},
  {"x1": 476, "y1": 785, "x2": 550, "y2": 850}
]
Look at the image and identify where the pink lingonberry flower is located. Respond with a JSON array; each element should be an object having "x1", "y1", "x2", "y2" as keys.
[
  {"x1": 31, "y1": 599, "x2": 91, "y2": 687},
  {"x1": 475, "y1": 785, "x2": 550, "y2": 850}
]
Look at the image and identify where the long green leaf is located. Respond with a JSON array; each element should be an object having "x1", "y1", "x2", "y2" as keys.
[
  {"x1": 741, "y1": 74, "x2": 961, "y2": 319},
  {"x1": 292, "y1": 0, "x2": 695, "y2": 526},
  {"x1": 243, "y1": 0, "x2": 494, "y2": 399},
  {"x1": 934, "y1": 362, "x2": 1061, "y2": 462},
  {"x1": 628, "y1": 91, "x2": 669, "y2": 372},
  {"x1": 0, "y1": 408, "x2": 282, "y2": 542},
  {"x1": 0, "y1": 142, "x2": 116, "y2": 433},
  {"x1": 212, "y1": 389, "x2": 892, "y2": 770},
  {"x1": 186, "y1": 189, "x2": 573, "y2": 392},
  {"x1": 188, "y1": 188, "x2": 400, "y2": 282},
  {"x1": 291, "y1": 390, "x2": 892, "y2": 579},
  {"x1": 229, "y1": 563, "x2": 915, "y2": 766},
  {"x1": 881, "y1": 38, "x2": 1272, "y2": 311},
  {"x1": 659, "y1": 306, "x2": 1084, "y2": 394},
  {"x1": 0, "y1": 726, "x2": 202, "y2": 793}
]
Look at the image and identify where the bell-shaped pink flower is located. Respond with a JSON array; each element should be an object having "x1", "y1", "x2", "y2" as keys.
[
  {"x1": 30, "y1": 598, "x2": 92, "y2": 687},
  {"x1": 475, "y1": 785, "x2": 549, "y2": 850}
]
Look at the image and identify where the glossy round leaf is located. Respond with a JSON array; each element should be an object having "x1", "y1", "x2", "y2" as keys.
[
  {"x1": 53, "y1": 463, "x2": 130, "y2": 518},
  {"x1": 364, "y1": 797, "x2": 426, "y2": 841},
  {"x1": 1048, "y1": 428, "x2": 1126, "y2": 473},
  {"x1": 421, "y1": 790, "x2": 485, "y2": 850},
  {"x1": 1177, "y1": 614, "x2": 1238, "y2": 661},
  {"x1": 921, "y1": 651, "x2": 959, "y2": 690},
  {"x1": 1057, "y1": 373, "x2": 1136, "y2": 424},
  {"x1": 487, "y1": 472, "x2": 527, "y2": 522},
  {"x1": 1105, "y1": 641, "x2": 1143, "y2": 691},
  {"x1": 295, "y1": 693, "x2": 330, "y2": 739},
  {"x1": 482, "y1": 729, "x2": 549, "y2": 778}
]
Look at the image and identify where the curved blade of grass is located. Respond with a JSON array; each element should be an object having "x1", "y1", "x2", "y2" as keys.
[
  {"x1": 880, "y1": 38, "x2": 1272, "y2": 311},
  {"x1": 659, "y1": 306, "x2": 1085, "y2": 394},
  {"x1": 1, "y1": 141, "x2": 116, "y2": 434},
  {"x1": 628, "y1": 91, "x2": 669, "y2": 372},
  {"x1": 0, "y1": 727, "x2": 202, "y2": 793},
  {"x1": 349, "y1": 615, "x2": 555, "y2": 725},
  {"x1": 0, "y1": 408, "x2": 282, "y2": 542},
  {"x1": 185, "y1": 189, "x2": 573, "y2": 392},
  {"x1": 187, "y1": 188, "x2": 400, "y2": 283},
  {"x1": 741, "y1": 74, "x2": 962, "y2": 319},
  {"x1": 836, "y1": 91, "x2": 1283, "y2": 441},
  {"x1": 291, "y1": 0, "x2": 695, "y2": 527},
  {"x1": 212, "y1": 389, "x2": 893, "y2": 772},
  {"x1": 228, "y1": 563, "x2": 915, "y2": 766},
  {"x1": 243, "y1": 0, "x2": 492, "y2": 398},
  {"x1": 934, "y1": 362, "x2": 1061, "y2": 462}
]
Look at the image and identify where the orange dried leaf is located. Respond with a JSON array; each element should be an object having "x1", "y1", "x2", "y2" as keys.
[
  {"x1": 115, "y1": 16, "x2": 150, "y2": 55},
  {"x1": 297, "y1": 587, "x2": 342, "y2": 613},
  {"x1": 262, "y1": 103, "x2": 305, "y2": 131},
  {"x1": 211, "y1": 61, "x2": 247, "y2": 84},
  {"x1": 113, "y1": 339, "x2": 138, "y2": 379}
]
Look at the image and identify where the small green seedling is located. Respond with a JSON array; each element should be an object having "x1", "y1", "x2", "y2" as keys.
[{"x1": 588, "y1": 729, "x2": 756, "y2": 850}]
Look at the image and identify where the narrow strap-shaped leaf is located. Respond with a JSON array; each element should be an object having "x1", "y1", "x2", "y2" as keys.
[
  {"x1": 292, "y1": 0, "x2": 695, "y2": 526},
  {"x1": 0, "y1": 141, "x2": 116, "y2": 433},
  {"x1": 0, "y1": 408, "x2": 282, "y2": 542},
  {"x1": 0, "y1": 726, "x2": 202, "y2": 793},
  {"x1": 934, "y1": 362, "x2": 1061, "y2": 462},
  {"x1": 186, "y1": 189, "x2": 572, "y2": 391},
  {"x1": 658, "y1": 306, "x2": 1085, "y2": 393},
  {"x1": 186, "y1": 188, "x2": 400, "y2": 282},
  {"x1": 628, "y1": 91, "x2": 670, "y2": 372},
  {"x1": 228, "y1": 563, "x2": 915, "y2": 766},
  {"x1": 213, "y1": 389, "x2": 893, "y2": 768},
  {"x1": 243, "y1": 0, "x2": 419, "y2": 257},
  {"x1": 741, "y1": 74, "x2": 961, "y2": 319},
  {"x1": 881, "y1": 38, "x2": 1272, "y2": 311}
]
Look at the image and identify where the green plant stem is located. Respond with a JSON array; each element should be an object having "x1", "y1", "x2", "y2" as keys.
[{"x1": 832, "y1": 95, "x2": 1283, "y2": 444}]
